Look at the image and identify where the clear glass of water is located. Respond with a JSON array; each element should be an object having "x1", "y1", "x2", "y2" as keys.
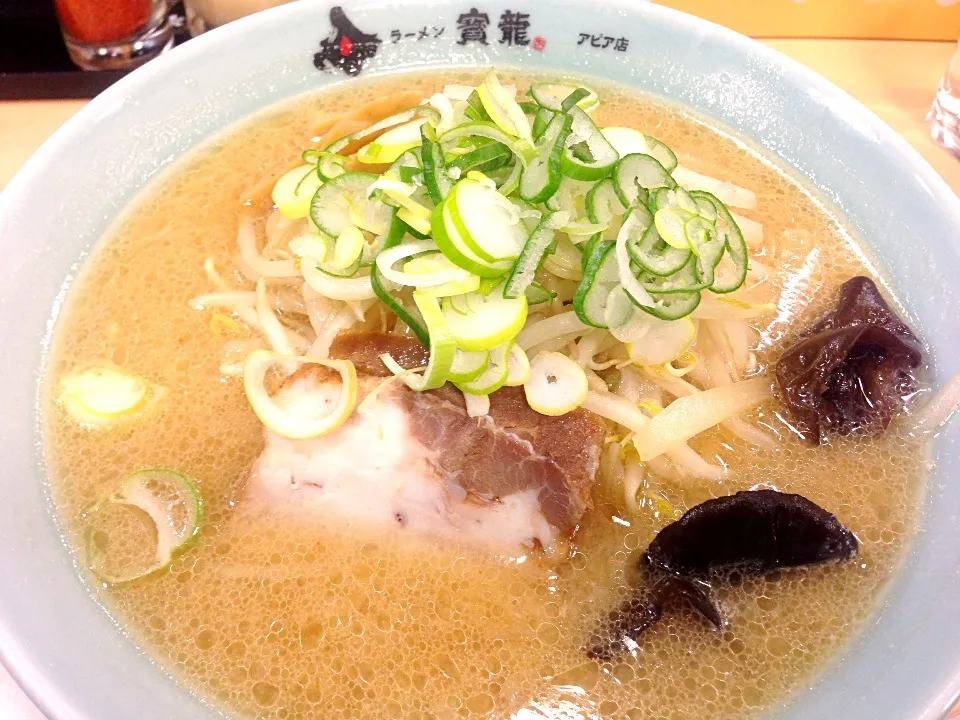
[{"x1": 929, "y1": 41, "x2": 960, "y2": 158}]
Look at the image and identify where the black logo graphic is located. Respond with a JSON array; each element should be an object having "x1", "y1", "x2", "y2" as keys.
[{"x1": 314, "y1": 6, "x2": 381, "y2": 76}]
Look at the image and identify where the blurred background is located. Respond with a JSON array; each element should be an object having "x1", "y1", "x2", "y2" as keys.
[
  {"x1": 660, "y1": 0, "x2": 959, "y2": 40},
  {"x1": 2, "y1": 0, "x2": 960, "y2": 95},
  {"x1": 4, "y1": 0, "x2": 957, "y2": 152}
]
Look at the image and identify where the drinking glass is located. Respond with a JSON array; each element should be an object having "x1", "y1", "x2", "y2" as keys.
[
  {"x1": 53, "y1": 0, "x2": 173, "y2": 71},
  {"x1": 928, "y1": 40, "x2": 960, "y2": 158}
]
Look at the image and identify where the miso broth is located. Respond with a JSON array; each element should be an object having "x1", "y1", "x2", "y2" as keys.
[{"x1": 44, "y1": 70, "x2": 928, "y2": 719}]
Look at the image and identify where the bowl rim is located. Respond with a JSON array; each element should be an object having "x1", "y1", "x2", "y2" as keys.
[{"x1": 2, "y1": 1, "x2": 960, "y2": 718}]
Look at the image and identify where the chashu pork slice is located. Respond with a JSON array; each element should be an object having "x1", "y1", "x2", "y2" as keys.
[{"x1": 245, "y1": 333, "x2": 606, "y2": 552}]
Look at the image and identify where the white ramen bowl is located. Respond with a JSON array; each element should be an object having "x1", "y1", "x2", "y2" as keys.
[{"x1": 1, "y1": 2, "x2": 959, "y2": 718}]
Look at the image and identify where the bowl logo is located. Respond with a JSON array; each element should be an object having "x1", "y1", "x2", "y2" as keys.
[
  {"x1": 313, "y1": 5, "x2": 555, "y2": 77},
  {"x1": 313, "y1": 7, "x2": 382, "y2": 76}
]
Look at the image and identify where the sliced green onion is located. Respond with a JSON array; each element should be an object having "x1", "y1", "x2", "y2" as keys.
[
  {"x1": 600, "y1": 127, "x2": 650, "y2": 158},
  {"x1": 518, "y1": 100, "x2": 539, "y2": 115},
  {"x1": 310, "y1": 172, "x2": 388, "y2": 238},
  {"x1": 650, "y1": 186, "x2": 699, "y2": 216},
  {"x1": 614, "y1": 153, "x2": 675, "y2": 208},
  {"x1": 381, "y1": 292, "x2": 456, "y2": 391},
  {"x1": 639, "y1": 290, "x2": 702, "y2": 321},
  {"x1": 525, "y1": 282, "x2": 557, "y2": 305},
  {"x1": 447, "y1": 292, "x2": 472, "y2": 315},
  {"x1": 431, "y1": 201, "x2": 512, "y2": 278},
  {"x1": 397, "y1": 206, "x2": 432, "y2": 236},
  {"x1": 561, "y1": 88, "x2": 592, "y2": 112},
  {"x1": 626, "y1": 208, "x2": 691, "y2": 277},
  {"x1": 586, "y1": 177, "x2": 627, "y2": 226},
  {"x1": 691, "y1": 190, "x2": 748, "y2": 293},
  {"x1": 654, "y1": 207, "x2": 694, "y2": 250},
  {"x1": 246, "y1": 351, "x2": 358, "y2": 437},
  {"x1": 426, "y1": 92, "x2": 456, "y2": 132},
  {"x1": 574, "y1": 239, "x2": 629, "y2": 328},
  {"x1": 465, "y1": 89, "x2": 492, "y2": 122},
  {"x1": 448, "y1": 348, "x2": 489, "y2": 383},
  {"x1": 302, "y1": 260, "x2": 375, "y2": 301},
  {"x1": 603, "y1": 284, "x2": 637, "y2": 333},
  {"x1": 581, "y1": 232, "x2": 603, "y2": 272},
  {"x1": 545, "y1": 176, "x2": 594, "y2": 215},
  {"x1": 561, "y1": 107, "x2": 618, "y2": 181},
  {"x1": 524, "y1": 351, "x2": 588, "y2": 416},
  {"x1": 531, "y1": 107, "x2": 554, "y2": 142},
  {"x1": 407, "y1": 255, "x2": 482, "y2": 298},
  {"x1": 387, "y1": 149, "x2": 422, "y2": 181},
  {"x1": 510, "y1": 197, "x2": 544, "y2": 231},
  {"x1": 639, "y1": 254, "x2": 709, "y2": 294},
  {"x1": 319, "y1": 152, "x2": 348, "y2": 181},
  {"x1": 85, "y1": 469, "x2": 203, "y2": 585},
  {"x1": 504, "y1": 343, "x2": 531, "y2": 386},
  {"x1": 332, "y1": 227, "x2": 365, "y2": 269},
  {"x1": 357, "y1": 118, "x2": 428, "y2": 164},
  {"x1": 272, "y1": 83, "x2": 752, "y2": 416},
  {"x1": 614, "y1": 209, "x2": 655, "y2": 308},
  {"x1": 447, "y1": 177, "x2": 526, "y2": 264},
  {"x1": 448, "y1": 141, "x2": 513, "y2": 175},
  {"x1": 456, "y1": 341, "x2": 512, "y2": 395},
  {"x1": 303, "y1": 150, "x2": 348, "y2": 182},
  {"x1": 371, "y1": 212, "x2": 429, "y2": 346},
  {"x1": 326, "y1": 105, "x2": 441, "y2": 155},
  {"x1": 418, "y1": 123, "x2": 450, "y2": 206},
  {"x1": 504, "y1": 212, "x2": 560, "y2": 299},
  {"x1": 477, "y1": 70, "x2": 534, "y2": 146},
  {"x1": 376, "y1": 240, "x2": 466, "y2": 288},
  {"x1": 311, "y1": 252, "x2": 362, "y2": 279},
  {"x1": 368, "y1": 177, "x2": 432, "y2": 225},
  {"x1": 273, "y1": 164, "x2": 324, "y2": 220},
  {"x1": 559, "y1": 218, "x2": 607, "y2": 237},
  {"x1": 289, "y1": 232, "x2": 332, "y2": 262},
  {"x1": 529, "y1": 83, "x2": 599, "y2": 113},
  {"x1": 60, "y1": 365, "x2": 158, "y2": 428},
  {"x1": 693, "y1": 195, "x2": 718, "y2": 222},
  {"x1": 684, "y1": 215, "x2": 726, "y2": 286},
  {"x1": 398, "y1": 164, "x2": 422, "y2": 183},
  {"x1": 644, "y1": 136, "x2": 678, "y2": 172},
  {"x1": 519, "y1": 112, "x2": 572, "y2": 203},
  {"x1": 439, "y1": 121, "x2": 534, "y2": 163},
  {"x1": 494, "y1": 160, "x2": 523, "y2": 197},
  {"x1": 440, "y1": 284, "x2": 527, "y2": 351},
  {"x1": 291, "y1": 228, "x2": 363, "y2": 279},
  {"x1": 648, "y1": 187, "x2": 671, "y2": 213}
]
